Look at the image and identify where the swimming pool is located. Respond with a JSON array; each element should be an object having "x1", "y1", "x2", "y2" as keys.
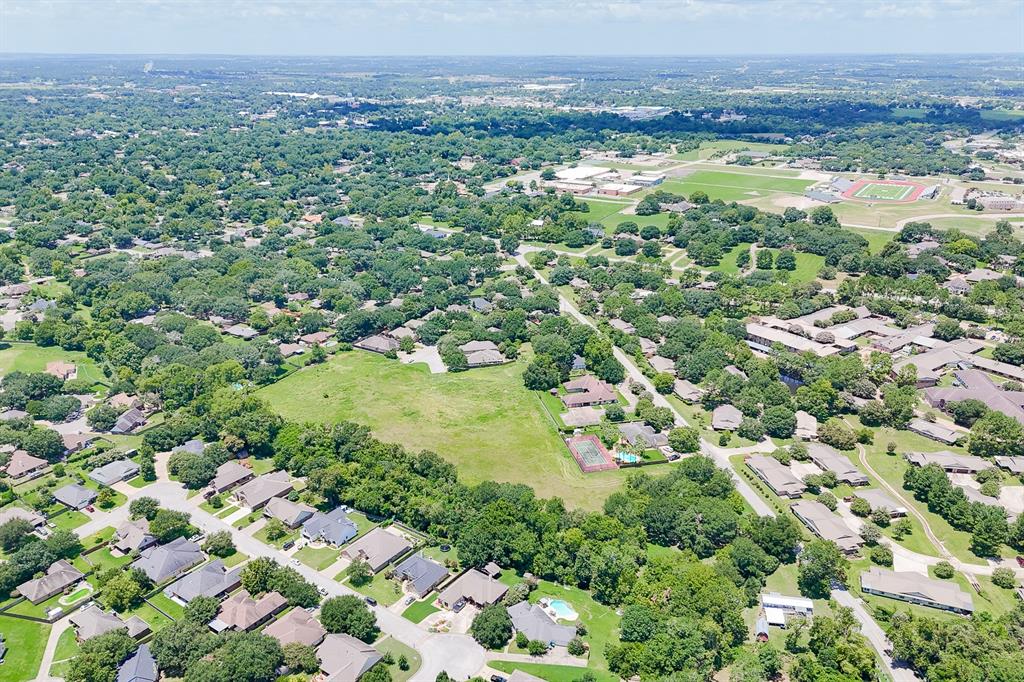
[
  {"x1": 616, "y1": 452, "x2": 641, "y2": 464},
  {"x1": 542, "y1": 598, "x2": 579, "y2": 621}
]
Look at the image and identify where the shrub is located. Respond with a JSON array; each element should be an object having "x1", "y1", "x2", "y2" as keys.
[
  {"x1": 850, "y1": 497, "x2": 871, "y2": 517},
  {"x1": 933, "y1": 561, "x2": 955, "y2": 579},
  {"x1": 870, "y1": 545, "x2": 893, "y2": 566},
  {"x1": 992, "y1": 567, "x2": 1016, "y2": 589},
  {"x1": 527, "y1": 639, "x2": 547, "y2": 656},
  {"x1": 567, "y1": 637, "x2": 586, "y2": 656}
]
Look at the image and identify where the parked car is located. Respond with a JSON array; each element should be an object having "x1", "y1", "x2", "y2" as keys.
[
  {"x1": 404, "y1": 596, "x2": 415, "y2": 606},
  {"x1": 85, "y1": 505, "x2": 95, "y2": 513},
  {"x1": 291, "y1": 558, "x2": 301, "y2": 566},
  {"x1": 1016, "y1": 555, "x2": 1024, "y2": 568},
  {"x1": 365, "y1": 597, "x2": 378, "y2": 606},
  {"x1": 452, "y1": 597, "x2": 466, "y2": 613},
  {"x1": 282, "y1": 540, "x2": 295, "y2": 550},
  {"x1": 490, "y1": 676, "x2": 507, "y2": 682},
  {"x1": 318, "y1": 587, "x2": 328, "y2": 596}
]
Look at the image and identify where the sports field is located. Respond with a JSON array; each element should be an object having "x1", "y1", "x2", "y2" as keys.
[
  {"x1": 256, "y1": 349, "x2": 636, "y2": 509},
  {"x1": 843, "y1": 179, "x2": 925, "y2": 203},
  {"x1": 853, "y1": 183, "x2": 914, "y2": 201},
  {"x1": 657, "y1": 170, "x2": 813, "y2": 203}
]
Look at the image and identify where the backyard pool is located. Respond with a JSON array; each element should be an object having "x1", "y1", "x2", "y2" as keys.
[
  {"x1": 541, "y1": 597, "x2": 579, "y2": 621},
  {"x1": 615, "y1": 452, "x2": 641, "y2": 464}
]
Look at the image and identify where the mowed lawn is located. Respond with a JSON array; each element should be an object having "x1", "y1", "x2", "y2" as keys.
[
  {"x1": 0, "y1": 343, "x2": 107, "y2": 386},
  {"x1": 657, "y1": 170, "x2": 812, "y2": 203},
  {"x1": 0, "y1": 616, "x2": 51, "y2": 682},
  {"x1": 257, "y1": 350, "x2": 634, "y2": 509}
]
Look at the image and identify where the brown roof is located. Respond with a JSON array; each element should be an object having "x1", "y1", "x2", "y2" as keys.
[
  {"x1": 5, "y1": 450, "x2": 47, "y2": 478},
  {"x1": 263, "y1": 608, "x2": 326, "y2": 647},
  {"x1": 215, "y1": 590, "x2": 287, "y2": 631}
]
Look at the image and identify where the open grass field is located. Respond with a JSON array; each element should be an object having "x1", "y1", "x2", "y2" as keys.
[
  {"x1": 671, "y1": 139, "x2": 789, "y2": 162},
  {"x1": 256, "y1": 350, "x2": 636, "y2": 510},
  {"x1": 705, "y1": 242, "x2": 752, "y2": 276},
  {"x1": 657, "y1": 170, "x2": 813, "y2": 203},
  {"x1": 490, "y1": 662, "x2": 618, "y2": 682},
  {"x1": 0, "y1": 616, "x2": 50, "y2": 682},
  {"x1": 375, "y1": 636, "x2": 421, "y2": 682},
  {"x1": 0, "y1": 343, "x2": 107, "y2": 386}
]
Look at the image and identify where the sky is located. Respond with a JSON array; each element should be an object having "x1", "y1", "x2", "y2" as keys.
[{"x1": 1, "y1": 0, "x2": 1022, "y2": 56}]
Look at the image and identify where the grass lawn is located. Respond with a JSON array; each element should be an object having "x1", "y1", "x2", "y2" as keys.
[
  {"x1": 705, "y1": 243, "x2": 751, "y2": 276},
  {"x1": 671, "y1": 139, "x2": 789, "y2": 162},
  {"x1": 294, "y1": 545, "x2": 340, "y2": 571},
  {"x1": 83, "y1": 547, "x2": 133, "y2": 572},
  {"x1": 253, "y1": 525, "x2": 298, "y2": 549},
  {"x1": 849, "y1": 419, "x2": 1006, "y2": 564},
  {"x1": 121, "y1": 601, "x2": 173, "y2": 630},
  {"x1": 256, "y1": 350, "x2": 635, "y2": 510},
  {"x1": 0, "y1": 344, "x2": 107, "y2": 387},
  {"x1": 374, "y1": 636, "x2": 421, "y2": 682},
  {"x1": 50, "y1": 510, "x2": 89, "y2": 531},
  {"x1": 48, "y1": 626, "x2": 80, "y2": 676},
  {"x1": 420, "y1": 544, "x2": 458, "y2": 568},
  {"x1": 79, "y1": 526, "x2": 116, "y2": 547},
  {"x1": 127, "y1": 475, "x2": 152, "y2": 489},
  {"x1": 220, "y1": 549, "x2": 248, "y2": 568},
  {"x1": 0, "y1": 615, "x2": 51, "y2": 682},
  {"x1": 147, "y1": 592, "x2": 185, "y2": 621},
  {"x1": 401, "y1": 595, "x2": 441, "y2": 623},
  {"x1": 233, "y1": 513, "x2": 259, "y2": 529},
  {"x1": 789, "y1": 252, "x2": 827, "y2": 283},
  {"x1": 246, "y1": 457, "x2": 276, "y2": 475},
  {"x1": 340, "y1": 572, "x2": 402, "y2": 607},
  {"x1": 657, "y1": 170, "x2": 812, "y2": 203},
  {"x1": 525, "y1": 578, "x2": 620, "y2": 672},
  {"x1": 490, "y1": 662, "x2": 619, "y2": 682}
]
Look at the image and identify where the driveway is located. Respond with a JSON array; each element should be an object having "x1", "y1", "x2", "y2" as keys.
[
  {"x1": 832, "y1": 588, "x2": 919, "y2": 682},
  {"x1": 400, "y1": 345, "x2": 446, "y2": 374}
]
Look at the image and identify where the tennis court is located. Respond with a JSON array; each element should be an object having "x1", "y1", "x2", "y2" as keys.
[{"x1": 566, "y1": 434, "x2": 618, "y2": 473}]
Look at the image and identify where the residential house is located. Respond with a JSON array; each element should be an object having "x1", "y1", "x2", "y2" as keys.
[
  {"x1": 507, "y1": 601, "x2": 576, "y2": 647},
  {"x1": 52, "y1": 483, "x2": 97, "y2": 510},
  {"x1": 210, "y1": 461, "x2": 254, "y2": 493},
  {"x1": 353, "y1": 334, "x2": 399, "y2": 354},
  {"x1": 790, "y1": 500, "x2": 863, "y2": 554},
  {"x1": 108, "y1": 393, "x2": 143, "y2": 411},
  {"x1": 906, "y1": 451, "x2": 993, "y2": 474},
  {"x1": 618, "y1": 422, "x2": 668, "y2": 449},
  {"x1": 63, "y1": 433, "x2": 94, "y2": 455},
  {"x1": 746, "y1": 455, "x2": 807, "y2": 499},
  {"x1": 392, "y1": 554, "x2": 449, "y2": 598},
  {"x1": 906, "y1": 418, "x2": 964, "y2": 445},
  {"x1": 112, "y1": 407, "x2": 147, "y2": 434},
  {"x1": 4, "y1": 450, "x2": 47, "y2": 480},
  {"x1": 560, "y1": 375, "x2": 616, "y2": 408},
  {"x1": 211, "y1": 590, "x2": 287, "y2": 632},
  {"x1": 854, "y1": 489, "x2": 907, "y2": 518},
  {"x1": 224, "y1": 324, "x2": 259, "y2": 340},
  {"x1": 673, "y1": 379, "x2": 704, "y2": 403},
  {"x1": 317, "y1": 633, "x2": 382, "y2": 682},
  {"x1": 761, "y1": 592, "x2": 814, "y2": 627},
  {"x1": 235, "y1": 470, "x2": 293, "y2": 510},
  {"x1": 301, "y1": 330, "x2": 335, "y2": 346},
  {"x1": 302, "y1": 507, "x2": 359, "y2": 546},
  {"x1": 437, "y1": 569, "x2": 508, "y2": 608},
  {"x1": 113, "y1": 518, "x2": 156, "y2": 554},
  {"x1": 460, "y1": 340, "x2": 506, "y2": 367},
  {"x1": 45, "y1": 361, "x2": 77, "y2": 381},
  {"x1": 608, "y1": 319, "x2": 635, "y2": 334},
  {"x1": 340, "y1": 527, "x2": 412, "y2": 573},
  {"x1": 861, "y1": 567, "x2": 973, "y2": 614},
  {"x1": 17, "y1": 559, "x2": 84, "y2": 603},
  {"x1": 994, "y1": 456, "x2": 1024, "y2": 476},
  {"x1": 116, "y1": 643, "x2": 158, "y2": 682},
  {"x1": 649, "y1": 355, "x2": 675, "y2": 374},
  {"x1": 263, "y1": 607, "x2": 326, "y2": 647},
  {"x1": 264, "y1": 497, "x2": 315, "y2": 528},
  {"x1": 132, "y1": 537, "x2": 204, "y2": 584},
  {"x1": 712, "y1": 405, "x2": 743, "y2": 431},
  {"x1": 0, "y1": 506, "x2": 44, "y2": 528},
  {"x1": 806, "y1": 443, "x2": 868, "y2": 486},
  {"x1": 795, "y1": 411, "x2": 818, "y2": 440},
  {"x1": 163, "y1": 559, "x2": 241, "y2": 605},
  {"x1": 71, "y1": 605, "x2": 150, "y2": 641},
  {"x1": 89, "y1": 459, "x2": 140, "y2": 486}
]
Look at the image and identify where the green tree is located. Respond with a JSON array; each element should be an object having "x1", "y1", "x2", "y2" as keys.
[
  {"x1": 320, "y1": 595, "x2": 379, "y2": 642},
  {"x1": 798, "y1": 540, "x2": 848, "y2": 598},
  {"x1": 470, "y1": 604, "x2": 513, "y2": 649},
  {"x1": 346, "y1": 558, "x2": 373, "y2": 587},
  {"x1": 668, "y1": 427, "x2": 700, "y2": 453}
]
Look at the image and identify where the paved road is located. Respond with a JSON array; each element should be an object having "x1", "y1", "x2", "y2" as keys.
[
  {"x1": 516, "y1": 251, "x2": 775, "y2": 518},
  {"x1": 831, "y1": 588, "x2": 919, "y2": 682},
  {"x1": 77, "y1": 479, "x2": 485, "y2": 681}
]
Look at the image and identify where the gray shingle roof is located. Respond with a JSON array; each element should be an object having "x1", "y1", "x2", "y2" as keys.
[
  {"x1": 53, "y1": 483, "x2": 97, "y2": 510},
  {"x1": 302, "y1": 508, "x2": 358, "y2": 546},
  {"x1": 393, "y1": 554, "x2": 448, "y2": 597},
  {"x1": 163, "y1": 559, "x2": 241, "y2": 604},
  {"x1": 132, "y1": 537, "x2": 203, "y2": 584},
  {"x1": 507, "y1": 601, "x2": 577, "y2": 646},
  {"x1": 117, "y1": 643, "x2": 158, "y2": 682}
]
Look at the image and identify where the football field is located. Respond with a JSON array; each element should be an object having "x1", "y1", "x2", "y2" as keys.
[{"x1": 853, "y1": 182, "x2": 915, "y2": 201}]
